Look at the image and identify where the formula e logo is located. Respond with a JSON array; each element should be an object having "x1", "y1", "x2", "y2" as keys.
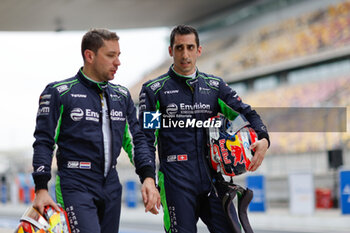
[
  {"x1": 143, "y1": 110, "x2": 161, "y2": 129},
  {"x1": 166, "y1": 103, "x2": 178, "y2": 116},
  {"x1": 70, "y1": 108, "x2": 84, "y2": 121}
]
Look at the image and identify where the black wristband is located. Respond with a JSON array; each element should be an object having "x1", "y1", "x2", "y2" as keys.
[{"x1": 137, "y1": 165, "x2": 155, "y2": 183}]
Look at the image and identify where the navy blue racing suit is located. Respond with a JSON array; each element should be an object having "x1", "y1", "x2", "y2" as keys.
[
  {"x1": 32, "y1": 69, "x2": 154, "y2": 233},
  {"x1": 139, "y1": 66, "x2": 269, "y2": 233}
]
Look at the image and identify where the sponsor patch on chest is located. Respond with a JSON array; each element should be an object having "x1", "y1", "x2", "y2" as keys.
[
  {"x1": 166, "y1": 154, "x2": 188, "y2": 162},
  {"x1": 79, "y1": 162, "x2": 91, "y2": 169},
  {"x1": 67, "y1": 161, "x2": 91, "y2": 169}
]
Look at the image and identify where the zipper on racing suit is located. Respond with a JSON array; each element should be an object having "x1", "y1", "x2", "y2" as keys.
[{"x1": 186, "y1": 77, "x2": 216, "y2": 196}]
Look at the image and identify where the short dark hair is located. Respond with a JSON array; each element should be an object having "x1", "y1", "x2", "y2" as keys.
[
  {"x1": 170, "y1": 25, "x2": 200, "y2": 48},
  {"x1": 81, "y1": 28, "x2": 119, "y2": 60}
]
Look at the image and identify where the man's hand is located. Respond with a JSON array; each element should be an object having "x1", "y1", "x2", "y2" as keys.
[
  {"x1": 141, "y1": 177, "x2": 161, "y2": 215},
  {"x1": 33, "y1": 189, "x2": 60, "y2": 214},
  {"x1": 248, "y1": 138, "x2": 269, "y2": 172}
]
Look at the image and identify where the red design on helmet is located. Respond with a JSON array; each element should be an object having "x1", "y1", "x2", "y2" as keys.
[{"x1": 208, "y1": 114, "x2": 257, "y2": 176}]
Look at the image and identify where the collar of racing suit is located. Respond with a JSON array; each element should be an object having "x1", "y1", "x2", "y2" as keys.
[
  {"x1": 171, "y1": 65, "x2": 197, "y2": 79},
  {"x1": 168, "y1": 65, "x2": 200, "y2": 91},
  {"x1": 169, "y1": 65, "x2": 199, "y2": 80},
  {"x1": 77, "y1": 67, "x2": 108, "y2": 93}
]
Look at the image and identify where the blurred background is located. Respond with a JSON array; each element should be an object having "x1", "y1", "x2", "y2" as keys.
[{"x1": 0, "y1": 0, "x2": 349, "y2": 232}]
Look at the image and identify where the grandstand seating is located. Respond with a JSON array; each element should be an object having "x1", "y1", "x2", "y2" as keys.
[
  {"x1": 242, "y1": 75, "x2": 350, "y2": 154},
  {"x1": 198, "y1": 1, "x2": 350, "y2": 154},
  {"x1": 199, "y1": 1, "x2": 350, "y2": 77}
]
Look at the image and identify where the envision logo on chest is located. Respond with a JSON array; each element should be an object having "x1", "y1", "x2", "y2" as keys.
[
  {"x1": 166, "y1": 103, "x2": 178, "y2": 116},
  {"x1": 70, "y1": 108, "x2": 99, "y2": 122},
  {"x1": 70, "y1": 108, "x2": 84, "y2": 121},
  {"x1": 180, "y1": 102, "x2": 210, "y2": 110},
  {"x1": 110, "y1": 109, "x2": 125, "y2": 121},
  {"x1": 86, "y1": 109, "x2": 99, "y2": 122}
]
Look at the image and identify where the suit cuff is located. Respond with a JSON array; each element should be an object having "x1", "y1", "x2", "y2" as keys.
[
  {"x1": 137, "y1": 165, "x2": 155, "y2": 183},
  {"x1": 33, "y1": 175, "x2": 50, "y2": 192},
  {"x1": 257, "y1": 132, "x2": 270, "y2": 148}
]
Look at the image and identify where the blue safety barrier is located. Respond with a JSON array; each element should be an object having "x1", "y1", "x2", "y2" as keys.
[
  {"x1": 125, "y1": 180, "x2": 138, "y2": 208},
  {"x1": 246, "y1": 175, "x2": 266, "y2": 212},
  {"x1": 339, "y1": 169, "x2": 350, "y2": 214}
]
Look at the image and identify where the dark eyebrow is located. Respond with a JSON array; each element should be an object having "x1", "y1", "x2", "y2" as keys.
[
  {"x1": 107, "y1": 51, "x2": 121, "y2": 56},
  {"x1": 175, "y1": 44, "x2": 195, "y2": 48}
]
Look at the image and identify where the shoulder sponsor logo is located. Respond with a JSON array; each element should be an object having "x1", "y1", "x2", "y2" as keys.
[
  {"x1": 209, "y1": 80, "x2": 219, "y2": 88},
  {"x1": 71, "y1": 94, "x2": 87, "y2": 98},
  {"x1": 70, "y1": 108, "x2": 84, "y2": 121},
  {"x1": 150, "y1": 82, "x2": 161, "y2": 91},
  {"x1": 118, "y1": 87, "x2": 128, "y2": 96},
  {"x1": 166, "y1": 103, "x2": 178, "y2": 116},
  {"x1": 37, "y1": 106, "x2": 50, "y2": 116},
  {"x1": 56, "y1": 85, "x2": 69, "y2": 93},
  {"x1": 164, "y1": 89, "x2": 179, "y2": 95}
]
